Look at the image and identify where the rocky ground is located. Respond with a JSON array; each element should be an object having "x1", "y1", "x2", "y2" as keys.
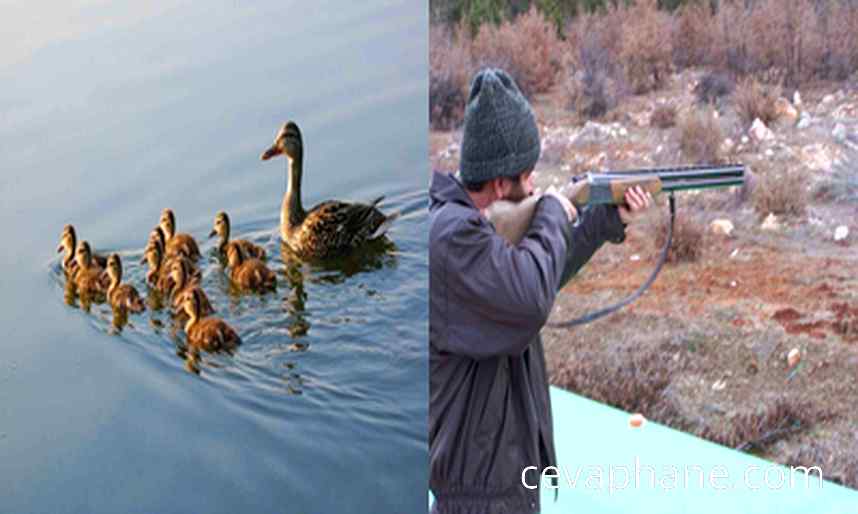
[{"x1": 430, "y1": 69, "x2": 858, "y2": 488}]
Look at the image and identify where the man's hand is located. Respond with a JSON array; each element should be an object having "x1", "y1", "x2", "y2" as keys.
[{"x1": 617, "y1": 186, "x2": 654, "y2": 225}]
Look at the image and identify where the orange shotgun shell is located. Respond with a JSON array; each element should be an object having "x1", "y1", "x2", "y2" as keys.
[{"x1": 629, "y1": 413, "x2": 646, "y2": 428}]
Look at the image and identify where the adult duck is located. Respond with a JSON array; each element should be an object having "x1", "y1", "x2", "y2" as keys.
[{"x1": 260, "y1": 121, "x2": 397, "y2": 260}]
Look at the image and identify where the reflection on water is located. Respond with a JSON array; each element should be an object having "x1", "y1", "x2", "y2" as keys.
[{"x1": 50, "y1": 189, "x2": 423, "y2": 395}]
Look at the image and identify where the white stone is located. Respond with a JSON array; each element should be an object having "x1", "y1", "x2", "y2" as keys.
[
  {"x1": 834, "y1": 225, "x2": 849, "y2": 241},
  {"x1": 730, "y1": 248, "x2": 740, "y2": 259},
  {"x1": 833, "y1": 123, "x2": 847, "y2": 141},
  {"x1": 749, "y1": 118, "x2": 774, "y2": 142},
  {"x1": 710, "y1": 219, "x2": 734, "y2": 236},
  {"x1": 822, "y1": 94, "x2": 835, "y2": 104},
  {"x1": 741, "y1": 136, "x2": 749, "y2": 144},
  {"x1": 761, "y1": 213, "x2": 780, "y2": 231},
  {"x1": 797, "y1": 113, "x2": 813, "y2": 130},
  {"x1": 765, "y1": 149, "x2": 774, "y2": 157},
  {"x1": 793, "y1": 91, "x2": 802, "y2": 107},
  {"x1": 630, "y1": 254, "x2": 640, "y2": 262}
]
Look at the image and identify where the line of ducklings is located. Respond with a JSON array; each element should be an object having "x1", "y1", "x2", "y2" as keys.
[{"x1": 58, "y1": 209, "x2": 277, "y2": 353}]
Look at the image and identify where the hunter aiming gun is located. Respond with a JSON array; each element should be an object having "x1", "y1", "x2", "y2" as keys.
[{"x1": 485, "y1": 164, "x2": 746, "y2": 327}]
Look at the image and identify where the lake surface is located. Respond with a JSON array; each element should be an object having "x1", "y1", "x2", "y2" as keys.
[{"x1": 0, "y1": 2, "x2": 428, "y2": 513}]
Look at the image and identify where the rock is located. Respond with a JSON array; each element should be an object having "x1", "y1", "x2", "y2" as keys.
[
  {"x1": 787, "y1": 348, "x2": 801, "y2": 368},
  {"x1": 793, "y1": 91, "x2": 802, "y2": 107},
  {"x1": 822, "y1": 94, "x2": 835, "y2": 105},
  {"x1": 574, "y1": 121, "x2": 614, "y2": 144},
  {"x1": 796, "y1": 112, "x2": 813, "y2": 130},
  {"x1": 711, "y1": 219, "x2": 735, "y2": 236},
  {"x1": 741, "y1": 135, "x2": 749, "y2": 144},
  {"x1": 630, "y1": 254, "x2": 640, "y2": 262},
  {"x1": 749, "y1": 118, "x2": 773, "y2": 142},
  {"x1": 761, "y1": 213, "x2": 780, "y2": 231},
  {"x1": 832, "y1": 123, "x2": 847, "y2": 141},
  {"x1": 775, "y1": 97, "x2": 798, "y2": 122},
  {"x1": 765, "y1": 149, "x2": 774, "y2": 157},
  {"x1": 834, "y1": 225, "x2": 849, "y2": 241}
]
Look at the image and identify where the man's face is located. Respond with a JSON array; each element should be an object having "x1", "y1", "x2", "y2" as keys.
[{"x1": 498, "y1": 171, "x2": 534, "y2": 203}]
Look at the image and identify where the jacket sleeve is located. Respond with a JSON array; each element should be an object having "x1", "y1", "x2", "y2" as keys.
[
  {"x1": 557, "y1": 204, "x2": 627, "y2": 290},
  {"x1": 438, "y1": 196, "x2": 571, "y2": 360}
]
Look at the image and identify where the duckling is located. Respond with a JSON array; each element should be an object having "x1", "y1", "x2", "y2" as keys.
[
  {"x1": 169, "y1": 259, "x2": 214, "y2": 316},
  {"x1": 225, "y1": 243, "x2": 277, "y2": 292},
  {"x1": 159, "y1": 208, "x2": 201, "y2": 260},
  {"x1": 260, "y1": 121, "x2": 398, "y2": 259},
  {"x1": 73, "y1": 241, "x2": 109, "y2": 297},
  {"x1": 141, "y1": 234, "x2": 200, "y2": 294},
  {"x1": 209, "y1": 211, "x2": 267, "y2": 260},
  {"x1": 57, "y1": 224, "x2": 107, "y2": 275},
  {"x1": 181, "y1": 288, "x2": 241, "y2": 352},
  {"x1": 105, "y1": 253, "x2": 145, "y2": 314}
]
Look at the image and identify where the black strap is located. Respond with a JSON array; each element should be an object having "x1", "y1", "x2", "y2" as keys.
[{"x1": 546, "y1": 194, "x2": 676, "y2": 329}]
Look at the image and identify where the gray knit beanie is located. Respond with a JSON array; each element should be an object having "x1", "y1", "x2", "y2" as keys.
[{"x1": 459, "y1": 68, "x2": 540, "y2": 184}]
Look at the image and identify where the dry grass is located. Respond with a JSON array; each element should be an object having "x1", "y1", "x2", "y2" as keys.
[
  {"x1": 650, "y1": 104, "x2": 676, "y2": 129},
  {"x1": 655, "y1": 214, "x2": 704, "y2": 263},
  {"x1": 694, "y1": 72, "x2": 734, "y2": 106},
  {"x1": 733, "y1": 78, "x2": 781, "y2": 127},
  {"x1": 678, "y1": 109, "x2": 723, "y2": 164},
  {"x1": 752, "y1": 162, "x2": 808, "y2": 218},
  {"x1": 673, "y1": 2, "x2": 715, "y2": 69}
]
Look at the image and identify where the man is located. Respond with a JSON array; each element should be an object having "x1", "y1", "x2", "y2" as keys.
[{"x1": 429, "y1": 68, "x2": 652, "y2": 514}]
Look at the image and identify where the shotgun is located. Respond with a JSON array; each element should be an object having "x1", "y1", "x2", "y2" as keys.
[
  {"x1": 486, "y1": 164, "x2": 745, "y2": 245},
  {"x1": 485, "y1": 164, "x2": 746, "y2": 327}
]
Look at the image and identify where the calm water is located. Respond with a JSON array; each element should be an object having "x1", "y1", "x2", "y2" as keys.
[{"x1": 0, "y1": 2, "x2": 428, "y2": 513}]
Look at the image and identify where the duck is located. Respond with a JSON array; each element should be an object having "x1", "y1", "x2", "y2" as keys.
[
  {"x1": 225, "y1": 243, "x2": 277, "y2": 292},
  {"x1": 72, "y1": 241, "x2": 109, "y2": 297},
  {"x1": 141, "y1": 231, "x2": 200, "y2": 294},
  {"x1": 159, "y1": 208, "x2": 201, "y2": 260},
  {"x1": 181, "y1": 288, "x2": 241, "y2": 352},
  {"x1": 169, "y1": 258, "x2": 214, "y2": 316},
  {"x1": 209, "y1": 211, "x2": 267, "y2": 260},
  {"x1": 57, "y1": 224, "x2": 107, "y2": 275},
  {"x1": 260, "y1": 121, "x2": 398, "y2": 259},
  {"x1": 105, "y1": 253, "x2": 145, "y2": 314}
]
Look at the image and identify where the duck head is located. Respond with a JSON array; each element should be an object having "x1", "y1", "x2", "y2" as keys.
[
  {"x1": 106, "y1": 253, "x2": 122, "y2": 287},
  {"x1": 159, "y1": 209, "x2": 176, "y2": 239},
  {"x1": 75, "y1": 241, "x2": 93, "y2": 270},
  {"x1": 260, "y1": 121, "x2": 303, "y2": 161},
  {"x1": 209, "y1": 211, "x2": 230, "y2": 241},
  {"x1": 182, "y1": 288, "x2": 204, "y2": 330},
  {"x1": 142, "y1": 242, "x2": 162, "y2": 284},
  {"x1": 58, "y1": 225, "x2": 77, "y2": 267}
]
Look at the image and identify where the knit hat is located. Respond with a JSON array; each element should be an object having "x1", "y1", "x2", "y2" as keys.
[{"x1": 459, "y1": 68, "x2": 540, "y2": 184}]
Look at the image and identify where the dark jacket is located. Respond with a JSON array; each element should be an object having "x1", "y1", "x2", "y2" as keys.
[{"x1": 429, "y1": 172, "x2": 626, "y2": 514}]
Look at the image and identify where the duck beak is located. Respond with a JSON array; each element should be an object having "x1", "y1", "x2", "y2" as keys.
[
  {"x1": 56, "y1": 245, "x2": 63, "y2": 253},
  {"x1": 260, "y1": 145, "x2": 282, "y2": 161},
  {"x1": 208, "y1": 230, "x2": 217, "y2": 238},
  {"x1": 139, "y1": 255, "x2": 147, "y2": 265}
]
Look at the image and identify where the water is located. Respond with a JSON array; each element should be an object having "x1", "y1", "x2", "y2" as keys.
[{"x1": 0, "y1": 2, "x2": 428, "y2": 513}]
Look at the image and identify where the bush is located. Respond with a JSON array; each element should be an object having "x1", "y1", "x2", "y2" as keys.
[
  {"x1": 673, "y1": 1, "x2": 715, "y2": 69},
  {"x1": 752, "y1": 162, "x2": 808, "y2": 218},
  {"x1": 429, "y1": 25, "x2": 471, "y2": 130},
  {"x1": 655, "y1": 214, "x2": 704, "y2": 263},
  {"x1": 733, "y1": 78, "x2": 780, "y2": 127},
  {"x1": 650, "y1": 104, "x2": 676, "y2": 129},
  {"x1": 617, "y1": 0, "x2": 674, "y2": 94},
  {"x1": 563, "y1": 24, "x2": 625, "y2": 119},
  {"x1": 694, "y1": 72, "x2": 734, "y2": 105},
  {"x1": 678, "y1": 109, "x2": 722, "y2": 164},
  {"x1": 470, "y1": 6, "x2": 562, "y2": 98}
]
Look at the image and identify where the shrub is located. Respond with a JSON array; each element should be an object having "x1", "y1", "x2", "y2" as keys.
[
  {"x1": 617, "y1": 0, "x2": 674, "y2": 94},
  {"x1": 650, "y1": 104, "x2": 676, "y2": 129},
  {"x1": 678, "y1": 109, "x2": 722, "y2": 164},
  {"x1": 694, "y1": 72, "x2": 734, "y2": 105},
  {"x1": 655, "y1": 214, "x2": 704, "y2": 263},
  {"x1": 752, "y1": 162, "x2": 808, "y2": 218},
  {"x1": 563, "y1": 24, "x2": 625, "y2": 119},
  {"x1": 673, "y1": 1, "x2": 715, "y2": 69},
  {"x1": 733, "y1": 78, "x2": 780, "y2": 127},
  {"x1": 470, "y1": 6, "x2": 562, "y2": 98},
  {"x1": 429, "y1": 24, "x2": 471, "y2": 130}
]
